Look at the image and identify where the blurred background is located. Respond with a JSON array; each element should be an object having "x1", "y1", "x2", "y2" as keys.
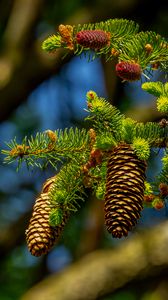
[{"x1": 0, "y1": 0, "x2": 168, "y2": 299}]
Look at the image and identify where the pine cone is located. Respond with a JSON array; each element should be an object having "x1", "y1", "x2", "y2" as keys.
[
  {"x1": 104, "y1": 143, "x2": 146, "y2": 238},
  {"x1": 26, "y1": 176, "x2": 68, "y2": 256},
  {"x1": 76, "y1": 30, "x2": 110, "y2": 49}
]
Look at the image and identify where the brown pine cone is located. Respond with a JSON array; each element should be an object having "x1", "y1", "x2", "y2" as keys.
[
  {"x1": 26, "y1": 176, "x2": 68, "y2": 256},
  {"x1": 104, "y1": 143, "x2": 146, "y2": 238}
]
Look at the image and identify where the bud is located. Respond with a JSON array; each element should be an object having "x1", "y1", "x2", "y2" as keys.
[
  {"x1": 144, "y1": 43, "x2": 153, "y2": 54},
  {"x1": 111, "y1": 48, "x2": 119, "y2": 57},
  {"x1": 88, "y1": 128, "x2": 96, "y2": 144}
]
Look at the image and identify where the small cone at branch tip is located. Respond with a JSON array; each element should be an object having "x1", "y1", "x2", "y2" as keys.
[
  {"x1": 25, "y1": 176, "x2": 68, "y2": 256},
  {"x1": 104, "y1": 143, "x2": 146, "y2": 238},
  {"x1": 111, "y1": 48, "x2": 120, "y2": 57},
  {"x1": 144, "y1": 43, "x2": 153, "y2": 54},
  {"x1": 115, "y1": 61, "x2": 142, "y2": 81}
]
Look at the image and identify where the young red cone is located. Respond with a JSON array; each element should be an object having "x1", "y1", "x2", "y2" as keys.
[
  {"x1": 116, "y1": 61, "x2": 142, "y2": 81},
  {"x1": 76, "y1": 30, "x2": 110, "y2": 50}
]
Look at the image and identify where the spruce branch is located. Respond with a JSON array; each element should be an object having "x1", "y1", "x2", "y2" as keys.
[
  {"x1": 95, "y1": 161, "x2": 107, "y2": 200},
  {"x1": 2, "y1": 91, "x2": 168, "y2": 173},
  {"x1": 2, "y1": 128, "x2": 90, "y2": 170},
  {"x1": 42, "y1": 34, "x2": 62, "y2": 52},
  {"x1": 74, "y1": 19, "x2": 139, "y2": 59},
  {"x1": 158, "y1": 152, "x2": 168, "y2": 185},
  {"x1": 75, "y1": 18, "x2": 139, "y2": 40},
  {"x1": 142, "y1": 81, "x2": 168, "y2": 97},
  {"x1": 120, "y1": 118, "x2": 137, "y2": 144},
  {"x1": 133, "y1": 121, "x2": 166, "y2": 146},
  {"x1": 118, "y1": 31, "x2": 168, "y2": 70},
  {"x1": 132, "y1": 138, "x2": 150, "y2": 160},
  {"x1": 160, "y1": 60, "x2": 168, "y2": 74},
  {"x1": 86, "y1": 90, "x2": 124, "y2": 141},
  {"x1": 157, "y1": 96, "x2": 168, "y2": 113},
  {"x1": 2, "y1": 17, "x2": 168, "y2": 254},
  {"x1": 42, "y1": 19, "x2": 139, "y2": 60},
  {"x1": 42, "y1": 18, "x2": 168, "y2": 81},
  {"x1": 48, "y1": 162, "x2": 87, "y2": 214},
  {"x1": 142, "y1": 81, "x2": 165, "y2": 96},
  {"x1": 142, "y1": 81, "x2": 168, "y2": 113},
  {"x1": 2, "y1": 88, "x2": 168, "y2": 253}
]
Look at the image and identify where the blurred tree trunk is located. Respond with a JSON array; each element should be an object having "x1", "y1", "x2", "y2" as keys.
[{"x1": 21, "y1": 220, "x2": 168, "y2": 300}]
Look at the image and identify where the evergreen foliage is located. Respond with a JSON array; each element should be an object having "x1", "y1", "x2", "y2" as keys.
[
  {"x1": 2, "y1": 17, "x2": 168, "y2": 255},
  {"x1": 2, "y1": 128, "x2": 90, "y2": 170},
  {"x1": 159, "y1": 153, "x2": 168, "y2": 185},
  {"x1": 42, "y1": 19, "x2": 168, "y2": 76}
]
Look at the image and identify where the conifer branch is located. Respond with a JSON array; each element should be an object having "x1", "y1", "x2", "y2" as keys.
[
  {"x1": 158, "y1": 152, "x2": 168, "y2": 185},
  {"x1": 42, "y1": 18, "x2": 168, "y2": 79},
  {"x1": 86, "y1": 90, "x2": 124, "y2": 141},
  {"x1": 133, "y1": 122, "x2": 166, "y2": 146},
  {"x1": 48, "y1": 161, "x2": 89, "y2": 215},
  {"x1": 2, "y1": 128, "x2": 90, "y2": 170},
  {"x1": 118, "y1": 31, "x2": 168, "y2": 69},
  {"x1": 142, "y1": 81, "x2": 168, "y2": 97},
  {"x1": 2, "y1": 17, "x2": 168, "y2": 255},
  {"x1": 42, "y1": 19, "x2": 139, "y2": 60},
  {"x1": 142, "y1": 82, "x2": 168, "y2": 113}
]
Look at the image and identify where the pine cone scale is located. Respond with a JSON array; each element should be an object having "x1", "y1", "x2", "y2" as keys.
[
  {"x1": 106, "y1": 183, "x2": 145, "y2": 194},
  {"x1": 105, "y1": 185, "x2": 145, "y2": 203}
]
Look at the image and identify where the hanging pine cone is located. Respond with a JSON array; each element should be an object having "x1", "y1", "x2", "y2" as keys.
[
  {"x1": 104, "y1": 143, "x2": 146, "y2": 238},
  {"x1": 26, "y1": 176, "x2": 68, "y2": 256},
  {"x1": 76, "y1": 30, "x2": 110, "y2": 49}
]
